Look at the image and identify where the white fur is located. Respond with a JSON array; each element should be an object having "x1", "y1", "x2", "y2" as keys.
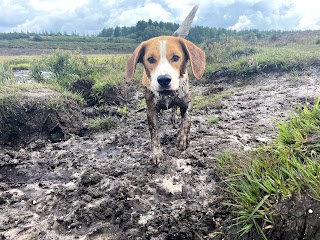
[{"x1": 150, "y1": 40, "x2": 180, "y2": 93}]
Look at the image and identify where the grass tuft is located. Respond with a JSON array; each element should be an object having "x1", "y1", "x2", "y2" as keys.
[
  {"x1": 208, "y1": 117, "x2": 219, "y2": 124},
  {"x1": 88, "y1": 116, "x2": 118, "y2": 131},
  {"x1": 217, "y1": 97, "x2": 320, "y2": 238},
  {"x1": 191, "y1": 92, "x2": 232, "y2": 111},
  {"x1": 0, "y1": 63, "x2": 15, "y2": 82}
]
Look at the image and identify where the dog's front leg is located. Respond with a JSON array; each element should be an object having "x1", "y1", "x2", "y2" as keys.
[
  {"x1": 170, "y1": 105, "x2": 179, "y2": 128},
  {"x1": 176, "y1": 103, "x2": 191, "y2": 151},
  {"x1": 145, "y1": 90, "x2": 163, "y2": 164}
]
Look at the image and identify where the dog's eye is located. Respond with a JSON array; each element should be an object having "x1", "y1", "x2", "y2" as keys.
[
  {"x1": 171, "y1": 55, "x2": 180, "y2": 62},
  {"x1": 147, "y1": 57, "x2": 156, "y2": 64}
]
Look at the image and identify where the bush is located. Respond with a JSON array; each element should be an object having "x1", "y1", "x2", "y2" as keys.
[
  {"x1": 47, "y1": 50, "x2": 93, "y2": 86},
  {"x1": 32, "y1": 50, "x2": 93, "y2": 88},
  {"x1": 32, "y1": 35, "x2": 43, "y2": 41}
]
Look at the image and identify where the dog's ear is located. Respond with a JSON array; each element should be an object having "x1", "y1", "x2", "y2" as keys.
[
  {"x1": 179, "y1": 39, "x2": 206, "y2": 79},
  {"x1": 126, "y1": 43, "x2": 145, "y2": 81}
]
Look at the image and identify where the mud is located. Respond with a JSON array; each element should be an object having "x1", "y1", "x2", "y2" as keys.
[
  {"x1": 269, "y1": 193, "x2": 320, "y2": 240},
  {"x1": 1, "y1": 68, "x2": 320, "y2": 239},
  {"x1": 0, "y1": 88, "x2": 85, "y2": 148}
]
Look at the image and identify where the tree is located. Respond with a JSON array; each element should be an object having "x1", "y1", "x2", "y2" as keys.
[
  {"x1": 98, "y1": 27, "x2": 114, "y2": 37},
  {"x1": 136, "y1": 20, "x2": 148, "y2": 32},
  {"x1": 114, "y1": 26, "x2": 121, "y2": 37}
]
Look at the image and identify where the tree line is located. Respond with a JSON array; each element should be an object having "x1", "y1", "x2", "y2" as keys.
[
  {"x1": 97, "y1": 19, "x2": 297, "y2": 43},
  {"x1": 98, "y1": 19, "x2": 179, "y2": 41},
  {"x1": 1, "y1": 20, "x2": 317, "y2": 44}
]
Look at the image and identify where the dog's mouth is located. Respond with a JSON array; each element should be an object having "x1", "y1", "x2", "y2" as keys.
[{"x1": 158, "y1": 90, "x2": 175, "y2": 95}]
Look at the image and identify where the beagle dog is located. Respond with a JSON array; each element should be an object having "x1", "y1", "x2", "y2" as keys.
[
  {"x1": 126, "y1": 7, "x2": 206, "y2": 164},
  {"x1": 126, "y1": 36, "x2": 206, "y2": 163}
]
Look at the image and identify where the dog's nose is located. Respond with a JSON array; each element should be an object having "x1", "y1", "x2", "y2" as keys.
[{"x1": 157, "y1": 75, "x2": 171, "y2": 87}]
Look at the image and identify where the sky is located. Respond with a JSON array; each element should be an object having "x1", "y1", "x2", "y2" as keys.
[{"x1": 1, "y1": 0, "x2": 320, "y2": 35}]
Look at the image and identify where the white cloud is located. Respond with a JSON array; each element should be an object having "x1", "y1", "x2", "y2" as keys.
[
  {"x1": 29, "y1": 0, "x2": 88, "y2": 11},
  {"x1": 110, "y1": 2, "x2": 173, "y2": 27},
  {"x1": 292, "y1": 0, "x2": 320, "y2": 30},
  {"x1": 229, "y1": 15, "x2": 252, "y2": 30},
  {"x1": 0, "y1": 0, "x2": 30, "y2": 29},
  {"x1": 1, "y1": 0, "x2": 320, "y2": 34}
]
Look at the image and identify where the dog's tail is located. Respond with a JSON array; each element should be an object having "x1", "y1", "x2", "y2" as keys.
[{"x1": 173, "y1": 4, "x2": 199, "y2": 39}]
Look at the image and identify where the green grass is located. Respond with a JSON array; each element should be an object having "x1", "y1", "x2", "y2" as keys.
[
  {"x1": 0, "y1": 82, "x2": 84, "y2": 114},
  {"x1": 217, "y1": 97, "x2": 320, "y2": 238},
  {"x1": 26, "y1": 50, "x2": 136, "y2": 106},
  {"x1": 208, "y1": 117, "x2": 219, "y2": 124},
  {"x1": 0, "y1": 50, "x2": 141, "y2": 107},
  {"x1": 0, "y1": 55, "x2": 38, "y2": 70},
  {"x1": 191, "y1": 92, "x2": 232, "y2": 111},
  {"x1": 204, "y1": 39, "x2": 320, "y2": 77},
  {"x1": 87, "y1": 116, "x2": 117, "y2": 131},
  {"x1": 0, "y1": 62, "x2": 15, "y2": 82},
  {"x1": 0, "y1": 36, "x2": 137, "y2": 53}
]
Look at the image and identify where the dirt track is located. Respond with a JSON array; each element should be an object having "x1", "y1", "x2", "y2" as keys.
[{"x1": 1, "y1": 68, "x2": 320, "y2": 239}]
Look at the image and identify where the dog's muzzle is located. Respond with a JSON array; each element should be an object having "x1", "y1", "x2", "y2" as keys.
[{"x1": 157, "y1": 74, "x2": 175, "y2": 95}]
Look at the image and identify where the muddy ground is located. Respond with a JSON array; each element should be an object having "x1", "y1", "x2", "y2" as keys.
[{"x1": 0, "y1": 67, "x2": 320, "y2": 239}]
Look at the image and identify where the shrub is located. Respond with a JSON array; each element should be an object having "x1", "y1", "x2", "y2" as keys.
[
  {"x1": 31, "y1": 50, "x2": 94, "y2": 88},
  {"x1": 32, "y1": 35, "x2": 43, "y2": 41},
  {"x1": 30, "y1": 61, "x2": 46, "y2": 83}
]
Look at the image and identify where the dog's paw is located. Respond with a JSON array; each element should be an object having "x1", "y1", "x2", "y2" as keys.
[
  {"x1": 152, "y1": 149, "x2": 164, "y2": 164},
  {"x1": 170, "y1": 111, "x2": 177, "y2": 123},
  {"x1": 169, "y1": 110, "x2": 179, "y2": 129},
  {"x1": 176, "y1": 129, "x2": 190, "y2": 151}
]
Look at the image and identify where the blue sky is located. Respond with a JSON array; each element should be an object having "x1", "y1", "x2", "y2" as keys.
[{"x1": 1, "y1": 0, "x2": 320, "y2": 34}]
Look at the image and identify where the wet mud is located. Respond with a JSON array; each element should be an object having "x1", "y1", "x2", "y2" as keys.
[{"x1": 1, "y1": 68, "x2": 320, "y2": 239}]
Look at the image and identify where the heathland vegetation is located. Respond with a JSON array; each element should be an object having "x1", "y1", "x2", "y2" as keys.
[
  {"x1": 2, "y1": 19, "x2": 320, "y2": 53},
  {"x1": 1, "y1": 21, "x2": 320, "y2": 239}
]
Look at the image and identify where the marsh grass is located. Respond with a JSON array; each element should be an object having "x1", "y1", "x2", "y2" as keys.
[
  {"x1": 0, "y1": 37, "x2": 136, "y2": 53},
  {"x1": 0, "y1": 50, "x2": 141, "y2": 107},
  {"x1": 0, "y1": 55, "x2": 39, "y2": 70},
  {"x1": 217, "y1": 97, "x2": 320, "y2": 238},
  {"x1": 30, "y1": 50, "x2": 93, "y2": 87},
  {"x1": 26, "y1": 50, "x2": 139, "y2": 105},
  {"x1": 204, "y1": 39, "x2": 320, "y2": 77},
  {"x1": 0, "y1": 63, "x2": 15, "y2": 82}
]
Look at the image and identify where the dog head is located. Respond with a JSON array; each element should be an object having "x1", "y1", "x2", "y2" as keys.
[{"x1": 126, "y1": 36, "x2": 206, "y2": 94}]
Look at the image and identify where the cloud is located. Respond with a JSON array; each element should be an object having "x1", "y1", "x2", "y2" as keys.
[
  {"x1": 1, "y1": 0, "x2": 320, "y2": 34},
  {"x1": 0, "y1": 0, "x2": 30, "y2": 30},
  {"x1": 109, "y1": 2, "x2": 173, "y2": 27},
  {"x1": 293, "y1": 0, "x2": 320, "y2": 30},
  {"x1": 229, "y1": 16, "x2": 252, "y2": 30}
]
